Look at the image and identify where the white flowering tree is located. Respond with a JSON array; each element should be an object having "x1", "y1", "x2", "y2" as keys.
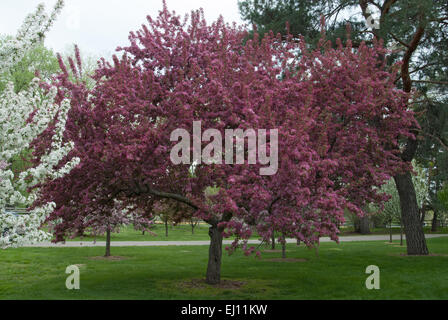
[{"x1": 0, "y1": 0, "x2": 80, "y2": 248}]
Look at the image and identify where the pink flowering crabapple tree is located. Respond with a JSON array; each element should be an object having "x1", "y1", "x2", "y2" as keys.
[
  {"x1": 0, "y1": 0, "x2": 81, "y2": 249},
  {"x1": 35, "y1": 4, "x2": 416, "y2": 284}
]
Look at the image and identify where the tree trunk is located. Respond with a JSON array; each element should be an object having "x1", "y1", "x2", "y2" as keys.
[
  {"x1": 354, "y1": 218, "x2": 360, "y2": 233},
  {"x1": 359, "y1": 216, "x2": 371, "y2": 234},
  {"x1": 205, "y1": 224, "x2": 223, "y2": 285},
  {"x1": 431, "y1": 210, "x2": 439, "y2": 232},
  {"x1": 105, "y1": 228, "x2": 111, "y2": 257},
  {"x1": 165, "y1": 220, "x2": 168, "y2": 237},
  {"x1": 400, "y1": 222, "x2": 404, "y2": 246},
  {"x1": 394, "y1": 173, "x2": 429, "y2": 255},
  {"x1": 78, "y1": 227, "x2": 86, "y2": 238},
  {"x1": 142, "y1": 230, "x2": 145, "y2": 235},
  {"x1": 389, "y1": 221, "x2": 393, "y2": 243},
  {"x1": 281, "y1": 235, "x2": 286, "y2": 259},
  {"x1": 271, "y1": 230, "x2": 275, "y2": 250},
  {"x1": 297, "y1": 239, "x2": 301, "y2": 246},
  {"x1": 420, "y1": 207, "x2": 426, "y2": 224}
]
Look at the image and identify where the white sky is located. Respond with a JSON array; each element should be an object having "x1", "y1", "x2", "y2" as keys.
[{"x1": 0, "y1": 0, "x2": 245, "y2": 57}]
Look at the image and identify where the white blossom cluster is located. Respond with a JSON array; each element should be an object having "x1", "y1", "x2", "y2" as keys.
[
  {"x1": 0, "y1": 0, "x2": 81, "y2": 249},
  {"x1": 0, "y1": 81, "x2": 79, "y2": 248},
  {"x1": 0, "y1": 203, "x2": 56, "y2": 248}
]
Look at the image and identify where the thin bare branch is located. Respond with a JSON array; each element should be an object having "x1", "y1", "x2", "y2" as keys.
[{"x1": 389, "y1": 32, "x2": 410, "y2": 48}]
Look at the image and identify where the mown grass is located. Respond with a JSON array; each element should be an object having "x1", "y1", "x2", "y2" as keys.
[
  {"x1": 65, "y1": 223, "x2": 213, "y2": 242},
  {"x1": 1, "y1": 237, "x2": 447, "y2": 300}
]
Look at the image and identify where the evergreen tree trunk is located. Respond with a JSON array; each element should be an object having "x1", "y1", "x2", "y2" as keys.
[
  {"x1": 431, "y1": 210, "x2": 439, "y2": 232},
  {"x1": 205, "y1": 224, "x2": 223, "y2": 285},
  {"x1": 105, "y1": 228, "x2": 111, "y2": 257},
  {"x1": 391, "y1": 19, "x2": 428, "y2": 255},
  {"x1": 394, "y1": 173, "x2": 429, "y2": 255}
]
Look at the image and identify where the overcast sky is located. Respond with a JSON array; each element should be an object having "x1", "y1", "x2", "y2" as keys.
[{"x1": 0, "y1": 0, "x2": 245, "y2": 57}]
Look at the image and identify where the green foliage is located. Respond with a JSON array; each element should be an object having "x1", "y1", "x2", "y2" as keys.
[
  {"x1": 437, "y1": 184, "x2": 448, "y2": 211},
  {"x1": 0, "y1": 37, "x2": 59, "y2": 93},
  {"x1": 238, "y1": 0, "x2": 321, "y2": 43}
]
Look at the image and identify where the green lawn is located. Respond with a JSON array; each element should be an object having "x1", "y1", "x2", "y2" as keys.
[
  {"x1": 1, "y1": 237, "x2": 447, "y2": 299},
  {"x1": 65, "y1": 223, "x2": 214, "y2": 242},
  {"x1": 59, "y1": 223, "x2": 448, "y2": 242}
]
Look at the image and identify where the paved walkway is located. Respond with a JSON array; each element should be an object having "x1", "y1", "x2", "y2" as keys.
[{"x1": 23, "y1": 234, "x2": 448, "y2": 247}]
